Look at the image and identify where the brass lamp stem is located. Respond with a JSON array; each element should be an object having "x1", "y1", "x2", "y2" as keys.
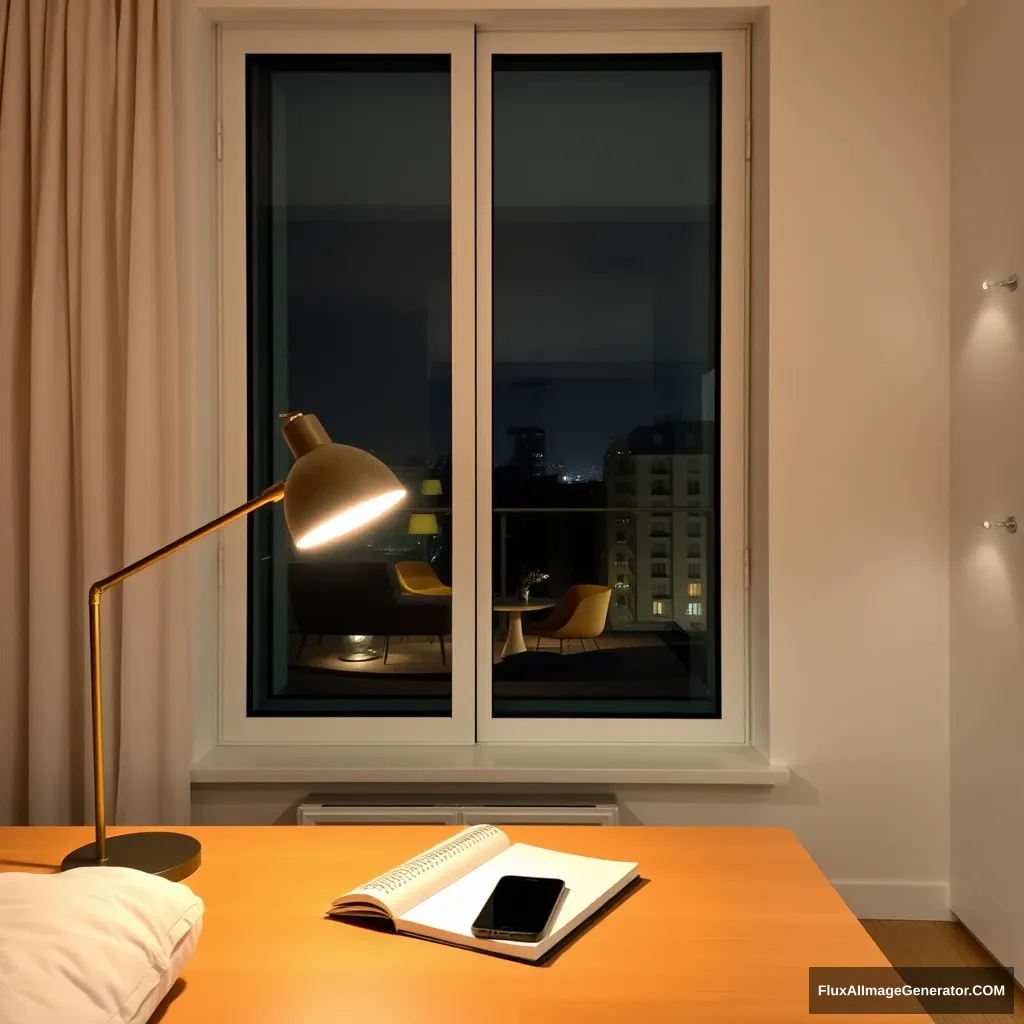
[{"x1": 87, "y1": 481, "x2": 285, "y2": 861}]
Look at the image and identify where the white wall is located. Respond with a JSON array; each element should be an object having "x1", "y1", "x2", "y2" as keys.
[
  {"x1": 186, "y1": 0, "x2": 952, "y2": 919},
  {"x1": 949, "y1": 0, "x2": 1023, "y2": 968},
  {"x1": 761, "y1": 0, "x2": 950, "y2": 918}
]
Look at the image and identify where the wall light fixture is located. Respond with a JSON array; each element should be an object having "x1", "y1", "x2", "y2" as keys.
[
  {"x1": 983, "y1": 517, "x2": 1017, "y2": 533},
  {"x1": 981, "y1": 275, "x2": 1018, "y2": 292}
]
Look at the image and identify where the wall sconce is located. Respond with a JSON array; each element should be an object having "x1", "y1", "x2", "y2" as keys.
[
  {"x1": 981, "y1": 275, "x2": 1018, "y2": 292},
  {"x1": 983, "y1": 517, "x2": 1017, "y2": 534}
]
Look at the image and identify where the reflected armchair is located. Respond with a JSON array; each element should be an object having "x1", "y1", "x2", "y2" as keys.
[
  {"x1": 395, "y1": 560, "x2": 453, "y2": 597},
  {"x1": 527, "y1": 584, "x2": 612, "y2": 653}
]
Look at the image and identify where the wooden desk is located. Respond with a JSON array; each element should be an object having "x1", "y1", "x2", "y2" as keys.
[{"x1": 0, "y1": 825, "x2": 922, "y2": 1023}]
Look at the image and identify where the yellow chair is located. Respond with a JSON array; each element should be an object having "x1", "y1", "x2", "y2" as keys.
[
  {"x1": 528, "y1": 584, "x2": 611, "y2": 653},
  {"x1": 394, "y1": 560, "x2": 453, "y2": 597}
]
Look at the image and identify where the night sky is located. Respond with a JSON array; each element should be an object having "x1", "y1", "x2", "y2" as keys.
[{"x1": 264, "y1": 55, "x2": 719, "y2": 478}]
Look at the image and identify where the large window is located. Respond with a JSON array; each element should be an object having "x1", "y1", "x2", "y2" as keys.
[{"x1": 222, "y1": 26, "x2": 746, "y2": 745}]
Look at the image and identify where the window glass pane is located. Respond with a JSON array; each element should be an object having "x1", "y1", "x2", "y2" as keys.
[
  {"x1": 490, "y1": 53, "x2": 721, "y2": 718},
  {"x1": 248, "y1": 55, "x2": 452, "y2": 716}
]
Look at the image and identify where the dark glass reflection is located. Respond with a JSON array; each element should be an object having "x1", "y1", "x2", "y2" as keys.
[
  {"x1": 490, "y1": 54, "x2": 722, "y2": 718},
  {"x1": 247, "y1": 55, "x2": 453, "y2": 716}
]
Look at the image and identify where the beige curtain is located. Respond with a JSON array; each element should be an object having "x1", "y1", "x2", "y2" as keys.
[{"x1": 0, "y1": 0, "x2": 190, "y2": 827}]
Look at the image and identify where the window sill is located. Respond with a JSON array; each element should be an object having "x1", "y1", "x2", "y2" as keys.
[{"x1": 191, "y1": 743, "x2": 788, "y2": 786}]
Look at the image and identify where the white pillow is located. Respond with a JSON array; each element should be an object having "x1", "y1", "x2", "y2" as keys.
[{"x1": 0, "y1": 866, "x2": 204, "y2": 1024}]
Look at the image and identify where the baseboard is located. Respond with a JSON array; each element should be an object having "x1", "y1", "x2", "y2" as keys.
[{"x1": 833, "y1": 881, "x2": 952, "y2": 921}]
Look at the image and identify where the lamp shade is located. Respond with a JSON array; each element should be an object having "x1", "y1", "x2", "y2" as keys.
[
  {"x1": 408, "y1": 513, "x2": 440, "y2": 536},
  {"x1": 284, "y1": 442, "x2": 405, "y2": 550},
  {"x1": 420, "y1": 478, "x2": 443, "y2": 496}
]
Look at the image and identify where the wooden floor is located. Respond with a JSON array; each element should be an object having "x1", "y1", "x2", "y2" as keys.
[{"x1": 863, "y1": 920, "x2": 1023, "y2": 1023}]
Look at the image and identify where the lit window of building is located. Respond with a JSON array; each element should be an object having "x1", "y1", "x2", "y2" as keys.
[{"x1": 688, "y1": 582, "x2": 702, "y2": 597}]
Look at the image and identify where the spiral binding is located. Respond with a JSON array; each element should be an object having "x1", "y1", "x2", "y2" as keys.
[{"x1": 358, "y1": 824, "x2": 503, "y2": 896}]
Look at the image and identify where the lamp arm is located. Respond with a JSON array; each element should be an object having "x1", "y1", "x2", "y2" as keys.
[
  {"x1": 87, "y1": 480, "x2": 285, "y2": 861},
  {"x1": 91, "y1": 481, "x2": 286, "y2": 596}
]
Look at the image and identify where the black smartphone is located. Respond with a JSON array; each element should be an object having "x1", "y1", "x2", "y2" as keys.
[{"x1": 471, "y1": 874, "x2": 567, "y2": 942}]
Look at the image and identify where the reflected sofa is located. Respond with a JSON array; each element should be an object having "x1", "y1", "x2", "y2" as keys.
[{"x1": 288, "y1": 560, "x2": 451, "y2": 664}]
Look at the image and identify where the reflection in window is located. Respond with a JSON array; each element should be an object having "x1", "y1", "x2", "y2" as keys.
[
  {"x1": 247, "y1": 54, "x2": 454, "y2": 716},
  {"x1": 490, "y1": 51, "x2": 721, "y2": 719}
]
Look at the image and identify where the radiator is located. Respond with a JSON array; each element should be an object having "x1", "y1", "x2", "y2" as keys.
[{"x1": 296, "y1": 793, "x2": 619, "y2": 826}]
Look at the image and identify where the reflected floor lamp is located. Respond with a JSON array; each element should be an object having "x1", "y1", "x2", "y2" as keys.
[
  {"x1": 408, "y1": 478, "x2": 442, "y2": 560},
  {"x1": 61, "y1": 413, "x2": 406, "y2": 880}
]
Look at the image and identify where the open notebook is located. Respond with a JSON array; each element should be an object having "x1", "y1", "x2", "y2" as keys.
[{"x1": 327, "y1": 824, "x2": 638, "y2": 962}]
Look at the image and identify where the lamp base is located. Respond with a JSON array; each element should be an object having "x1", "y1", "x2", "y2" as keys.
[{"x1": 61, "y1": 832, "x2": 202, "y2": 882}]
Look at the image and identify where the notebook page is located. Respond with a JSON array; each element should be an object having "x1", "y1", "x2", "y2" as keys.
[
  {"x1": 330, "y1": 824, "x2": 510, "y2": 920},
  {"x1": 396, "y1": 842, "x2": 638, "y2": 959}
]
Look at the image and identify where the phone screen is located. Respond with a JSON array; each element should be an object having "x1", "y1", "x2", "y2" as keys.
[{"x1": 471, "y1": 875, "x2": 566, "y2": 941}]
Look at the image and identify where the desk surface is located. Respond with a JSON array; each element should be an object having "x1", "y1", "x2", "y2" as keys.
[{"x1": 0, "y1": 825, "x2": 922, "y2": 1023}]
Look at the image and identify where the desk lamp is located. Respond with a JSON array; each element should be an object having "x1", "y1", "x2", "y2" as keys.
[{"x1": 61, "y1": 413, "x2": 406, "y2": 880}]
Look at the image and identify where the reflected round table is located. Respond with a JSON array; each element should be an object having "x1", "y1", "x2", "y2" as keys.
[{"x1": 493, "y1": 598, "x2": 556, "y2": 659}]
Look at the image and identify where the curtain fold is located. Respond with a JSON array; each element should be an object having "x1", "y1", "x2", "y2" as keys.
[{"x1": 0, "y1": 0, "x2": 190, "y2": 827}]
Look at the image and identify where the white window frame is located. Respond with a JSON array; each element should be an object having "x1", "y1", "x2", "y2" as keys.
[
  {"x1": 218, "y1": 25, "x2": 477, "y2": 744},
  {"x1": 216, "y1": 24, "x2": 748, "y2": 748},
  {"x1": 475, "y1": 30, "x2": 748, "y2": 744}
]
